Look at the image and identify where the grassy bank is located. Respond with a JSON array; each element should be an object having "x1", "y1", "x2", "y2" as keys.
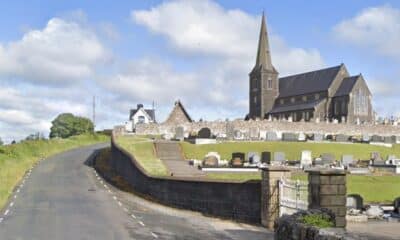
[
  {"x1": 181, "y1": 141, "x2": 400, "y2": 161},
  {"x1": 115, "y1": 135, "x2": 169, "y2": 177},
  {"x1": 0, "y1": 134, "x2": 108, "y2": 209}
]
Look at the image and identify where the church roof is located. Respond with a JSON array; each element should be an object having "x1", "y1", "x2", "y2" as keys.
[
  {"x1": 334, "y1": 75, "x2": 359, "y2": 97},
  {"x1": 269, "y1": 99, "x2": 324, "y2": 114},
  {"x1": 278, "y1": 65, "x2": 342, "y2": 98},
  {"x1": 164, "y1": 100, "x2": 193, "y2": 124}
]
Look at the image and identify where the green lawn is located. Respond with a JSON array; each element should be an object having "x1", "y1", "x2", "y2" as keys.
[
  {"x1": 115, "y1": 135, "x2": 169, "y2": 177},
  {"x1": 181, "y1": 141, "x2": 400, "y2": 161},
  {"x1": 0, "y1": 134, "x2": 108, "y2": 209}
]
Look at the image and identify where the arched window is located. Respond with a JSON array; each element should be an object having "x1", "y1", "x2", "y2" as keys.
[{"x1": 267, "y1": 77, "x2": 273, "y2": 89}]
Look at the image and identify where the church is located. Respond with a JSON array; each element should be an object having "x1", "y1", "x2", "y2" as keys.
[{"x1": 248, "y1": 13, "x2": 373, "y2": 124}]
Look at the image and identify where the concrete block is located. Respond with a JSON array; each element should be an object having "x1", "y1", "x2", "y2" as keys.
[
  {"x1": 320, "y1": 185, "x2": 338, "y2": 195},
  {"x1": 329, "y1": 176, "x2": 346, "y2": 185},
  {"x1": 335, "y1": 217, "x2": 346, "y2": 228}
]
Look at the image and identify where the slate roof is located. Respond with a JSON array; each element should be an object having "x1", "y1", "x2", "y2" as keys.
[
  {"x1": 334, "y1": 76, "x2": 359, "y2": 97},
  {"x1": 130, "y1": 108, "x2": 155, "y2": 121},
  {"x1": 278, "y1": 65, "x2": 342, "y2": 98},
  {"x1": 269, "y1": 99, "x2": 324, "y2": 114}
]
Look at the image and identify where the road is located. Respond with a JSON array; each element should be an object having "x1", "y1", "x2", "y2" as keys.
[{"x1": 0, "y1": 143, "x2": 272, "y2": 240}]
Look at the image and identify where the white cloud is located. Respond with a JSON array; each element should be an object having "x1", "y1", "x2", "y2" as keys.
[
  {"x1": 333, "y1": 5, "x2": 400, "y2": 59},
  {"x1": 0, "y1": 18, "x2": 109, "y2": 84}
]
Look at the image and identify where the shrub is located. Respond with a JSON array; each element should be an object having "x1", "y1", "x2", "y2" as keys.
[{"x1": 300, "y1": 214, "x2": 334, "y2": 228}]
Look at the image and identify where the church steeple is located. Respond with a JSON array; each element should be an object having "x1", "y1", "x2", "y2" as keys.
[{"x1": 255, "y1": 12, "x2": 274, "y2": 71}]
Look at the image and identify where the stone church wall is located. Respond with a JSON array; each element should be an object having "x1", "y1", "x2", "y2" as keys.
[{"x1": 136, "y1": 119, "x2": 400, "y2": 137}]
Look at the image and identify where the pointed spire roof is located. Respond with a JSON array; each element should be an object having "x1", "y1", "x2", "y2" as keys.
[{"x1": 255, "y1": 12, "x2": 274, "y2": 71}]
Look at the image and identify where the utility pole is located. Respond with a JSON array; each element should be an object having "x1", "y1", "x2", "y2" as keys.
[
  {"x1": 93, "y1": 95, "x2": 96, "y2": 131},
  {"x1": 152, "y1": 100, "x2": 156, "y2": 122}
]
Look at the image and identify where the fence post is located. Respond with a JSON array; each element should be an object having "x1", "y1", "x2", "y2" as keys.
[
  {"x1": 307, "y1": 169, "x2": 347, "y2": 228},
  {"x1": 260, "y1": 166, "x2": 291, "y2": 229}
]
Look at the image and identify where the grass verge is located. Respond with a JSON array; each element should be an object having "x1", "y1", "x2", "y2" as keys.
[
  {"x1": 0, "y1": 134, "x2": 108, "y2": 209},
  {"x1": 114, "y1": 135, "x2": 169, "y2": 177}
]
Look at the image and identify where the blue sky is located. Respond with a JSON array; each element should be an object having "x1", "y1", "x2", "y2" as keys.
[{"x1": 0, "y1": 0, "x2": 399, "y2": 142}]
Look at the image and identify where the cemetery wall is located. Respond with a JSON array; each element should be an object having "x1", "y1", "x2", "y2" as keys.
[
  {"x1": 136, "y1": 120, "x2": 400, "y2": 137},
  {"x1": 110, "y1": 132, "x2": 262, "y2": 223}
]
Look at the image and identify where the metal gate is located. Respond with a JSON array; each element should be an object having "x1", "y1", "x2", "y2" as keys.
[{"x1": 278, "y1": 178, "x2": 308, "y2": 216}]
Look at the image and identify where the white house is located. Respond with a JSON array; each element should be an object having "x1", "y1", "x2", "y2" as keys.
[{"x1": 125, "y1": 104, "x2": 155, "y2": 132}]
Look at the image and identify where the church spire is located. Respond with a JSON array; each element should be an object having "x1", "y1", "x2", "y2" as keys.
[{"x1": 255, "y1": 12, "x2": 274, "y2": 70}]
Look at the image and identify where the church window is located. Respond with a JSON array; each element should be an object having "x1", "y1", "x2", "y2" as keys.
[
  {"x1": 267, "y1": 77, "x2": 273, "y2": 89},
  {"x1": 354, "y1": 89, "x2": 368, "y2": 115}
]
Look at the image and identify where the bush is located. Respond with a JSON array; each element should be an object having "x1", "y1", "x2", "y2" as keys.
[{"x1": 300, "y1": 214, "x2": 334, "y2": 228}]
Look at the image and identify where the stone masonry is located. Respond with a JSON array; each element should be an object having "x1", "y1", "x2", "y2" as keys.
[
  {"x1": 136, "y1": 119, "x2": 400, "y2": 137},
  {"x1": 307, "y1": 169, "x2": 347, "y2": 228},
  {"x1": 260, "y1": 166, "x2": 291, "y2": 229}
]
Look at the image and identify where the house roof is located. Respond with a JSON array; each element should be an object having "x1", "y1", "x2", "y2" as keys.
[
  {"x1": 278, "y1": 65, "x2": 342, "y2": 98},
  {"x1": 130, "y1": 108, "x2": 155, "y2": 121},
  {"x1": 269, "y1": 99, "x2": 324, "y2": 114},
  {"x1": 334, "y1": 75, "x2": 359, "y2": 97}
]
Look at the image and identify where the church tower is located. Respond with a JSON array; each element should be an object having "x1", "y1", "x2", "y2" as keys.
[{"x1": 249, "y1": 13, "x2": 279, "y2": 119}]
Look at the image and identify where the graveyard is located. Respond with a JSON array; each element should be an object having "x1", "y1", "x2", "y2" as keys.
[{"x1": 115, "y1": 134, "x2": 400, "y2": 203}]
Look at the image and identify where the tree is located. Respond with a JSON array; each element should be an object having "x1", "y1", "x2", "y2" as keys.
[
  {"x1": 49, "y1": 113, "x2": 94, "y2": 138},
  {"x1": 0, "y1": 137, "x2": 3, "y2": 146}
]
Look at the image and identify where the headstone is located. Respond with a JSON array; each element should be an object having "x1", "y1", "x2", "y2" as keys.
[
  {"x1": 231, "y1": 152, "x2": 245, "y2": 167},
  {"x1": 366, "y1": 205, "x2": 384, "y2": 219},
  {"x1": 342, "y1": 155, "x2": 354, "y2": 167},
  {"x1": 314, "y1": 157, "x2": 323, "y2": 166},
  {"x1": 198, "y1": 127, "x2": 212, "y2": 138},
  {"x1": 273, "y1": 152, "x2": 286, "y2": 165},
  {"x1": 265, "y1": 132, "x2": 278, "y2": 141},
  {"x1": 333, "y1": 119, "x2": 339, "y2": 124},
  {"x1": 394, "y1": 197, "x2": 400, "y2": 213},
  {"x1": 313, "y1": 133, "x2": 324, "y2": 142},
  {"x1": 315, "y1": 117, "x2": 320, "y2": 123},
  {"x1": 282, "y1": 132, "x2": 298, "y2": 142},
  {"x1": 371, "y1": 135, "x2": 383, "y2": 142},
  {"x1": 341, "y1": 116, "x2": 346, "y2": 123},
  {"x1": 248, "y1": 152, "x2": 260, "y2": 165},
  {"x1": 362, "y1": 134, "x2": 370, "y2": 143},
  {"x1": 356, "y1": 118, "x2": 360, "y2": 125},
  {"x1": 203, "y1": 155, "x2": 219, "y2": 167},
  {"x1": 249, "y1": 127, "x2": 259, "y2": 140},
  {"x1": 288, "y1": 116, "x2": 293, "y2": 122},
  {"x1": 321, "y1": 153, "x2": 335, "y2": 165},
  {"x1": 346, "y1": 194, "x2": 363, "y2": 210},
  {"x1": 226, "y1": 123, "x2": 235, "y2": 140},
  {"x1": 261, "y1": 152, "x2": 272, "y2": 164},
  {"x1": 298, "y1": 132, "x2": 306, "y2": 141},
  {"x1": 259, "y1": 130, "x2": 267, "y2": 140},
  {"x1": 175, "y1": 126, "x2": 184, "y2": 140},
  {"x1": 335, "y1": 134, "x2": 349, "y2": 142},
  {"x1": 300, "y1": 150, "x2": 312, "y2": 168},
  {"x1": 371, "y1": 152, "x2": 383, "y2": 162},
  {"x1": 233, "y1": 130, "x2": 243, "y2": 140}
]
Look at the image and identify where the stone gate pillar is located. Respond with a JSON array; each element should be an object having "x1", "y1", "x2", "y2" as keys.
[
  {"x1": 260, "y1": 166, "x2": 291, "y2": 229},
  {"x1": 307, "y1": 169, "x2": 347, "y2": 228}
]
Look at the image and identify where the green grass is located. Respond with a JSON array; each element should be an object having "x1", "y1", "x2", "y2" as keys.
[
  {"x1": 205, "y1": 172, "x2": 262, "y2": 182},
  {"x1": 115, "y1": 135, "x2": 169, "y2": 177},
  {"x1": 0, "y1": 134, "x2": 108, "y2": 209},
  {"x1": 181, "y1": 141, "x2": 400, "y2": 161},
  {"x1": 300, "y1": 214, "x2": 334, "y2": 228}
]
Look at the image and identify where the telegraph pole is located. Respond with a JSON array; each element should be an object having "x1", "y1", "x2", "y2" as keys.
[{"x1": 93, "y1": 95, "x2": 96, "y2": 131}]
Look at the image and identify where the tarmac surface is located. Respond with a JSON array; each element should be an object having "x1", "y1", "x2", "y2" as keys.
[{"x1": 0, "y1": 143, "x2": 272, "y2": 240}]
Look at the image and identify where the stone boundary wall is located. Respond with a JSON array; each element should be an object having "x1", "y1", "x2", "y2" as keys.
[
  {"x1": 136, "y1": 120, "x2": 400, "y2": 137},
  {"x1": 110, "y1": 132, "x2": 262, "y2": 223}
]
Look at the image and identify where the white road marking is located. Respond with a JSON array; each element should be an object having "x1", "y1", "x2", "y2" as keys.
[
  {"x1": 151, "y1": 232, "x2": 158, "y2": 238},
  {"x1": 14, "y1": 195, "x2": 17, "y2": 199},
  {"x1": 131, "y1": 214, "x2": 136, "y2": 219},
  {"x1": 16, "y1": 189, "x2": 20, "y2": 193},
  {"x1": 0, "y1": 217, "x2": 3, "y2": 223},
  {"x1": 138, "y1": 221, "x2": 145, "y2": 226},
  {"x1": 4, "y1": 209, "x2": 9, "y2": 215},
  {"x1": 100, "y1": 180, "x2": 104, "y2": 184},
  {"x1": 9, "y1": 202, "x2": 14, "y2": 207},
  {"x1": 118, "y1": 201, "x2": 122, "y2": 207},
  {"x1": 113, "y1": 196, "x2": 117, "y2": 200},
  {"x1": 107, "y1": 189, "x2": 111, "y2": 193}
]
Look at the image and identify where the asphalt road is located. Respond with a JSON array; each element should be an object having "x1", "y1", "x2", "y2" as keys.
[{"x1": 0, "y1": 143, "x2": 272, "y2": 240}]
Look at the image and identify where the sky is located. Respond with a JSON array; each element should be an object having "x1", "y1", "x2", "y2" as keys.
[{"x1": 0, "y1": 0, "x2": 399, "y2": 143}]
